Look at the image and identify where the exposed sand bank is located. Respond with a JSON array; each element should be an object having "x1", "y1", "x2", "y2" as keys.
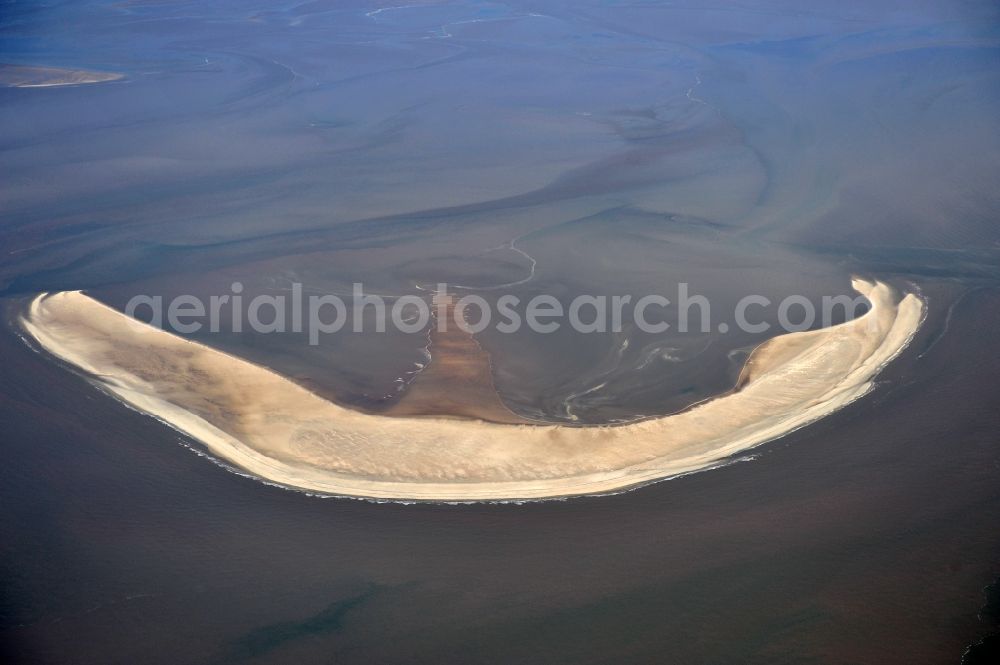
[
  {"x1": 20, "y1": 279, "x2": 923, "y2": 501},
  {"x1": 0, "y1": 64, "x2": 123, "y2": 88}
]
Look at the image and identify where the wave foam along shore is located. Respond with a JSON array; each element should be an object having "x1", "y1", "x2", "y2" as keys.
[{"x1": 20, "y1": 279, "x2": 923, "y2": 501}]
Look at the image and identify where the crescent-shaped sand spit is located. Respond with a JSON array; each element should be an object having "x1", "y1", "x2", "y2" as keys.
[{"x1": 20, "y1": 279, "x2": 923, "y2": 501}]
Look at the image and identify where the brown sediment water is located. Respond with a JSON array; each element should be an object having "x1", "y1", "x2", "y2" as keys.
[{"x1": 387, "y1": 291, "x2": 532, "y2": 424}]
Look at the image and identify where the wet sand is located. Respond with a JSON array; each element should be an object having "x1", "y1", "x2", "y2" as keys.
[
  {"x1": 386, "y1": 292, "x2": 533, "y2": 424},
  {"x1": 20, "y1": 278, "x2": 922, "y2": 501}
]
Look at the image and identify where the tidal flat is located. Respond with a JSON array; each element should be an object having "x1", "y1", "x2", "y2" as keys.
[{"x1": 2, "y1": 0, "x2": 999, "y2": 662}]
